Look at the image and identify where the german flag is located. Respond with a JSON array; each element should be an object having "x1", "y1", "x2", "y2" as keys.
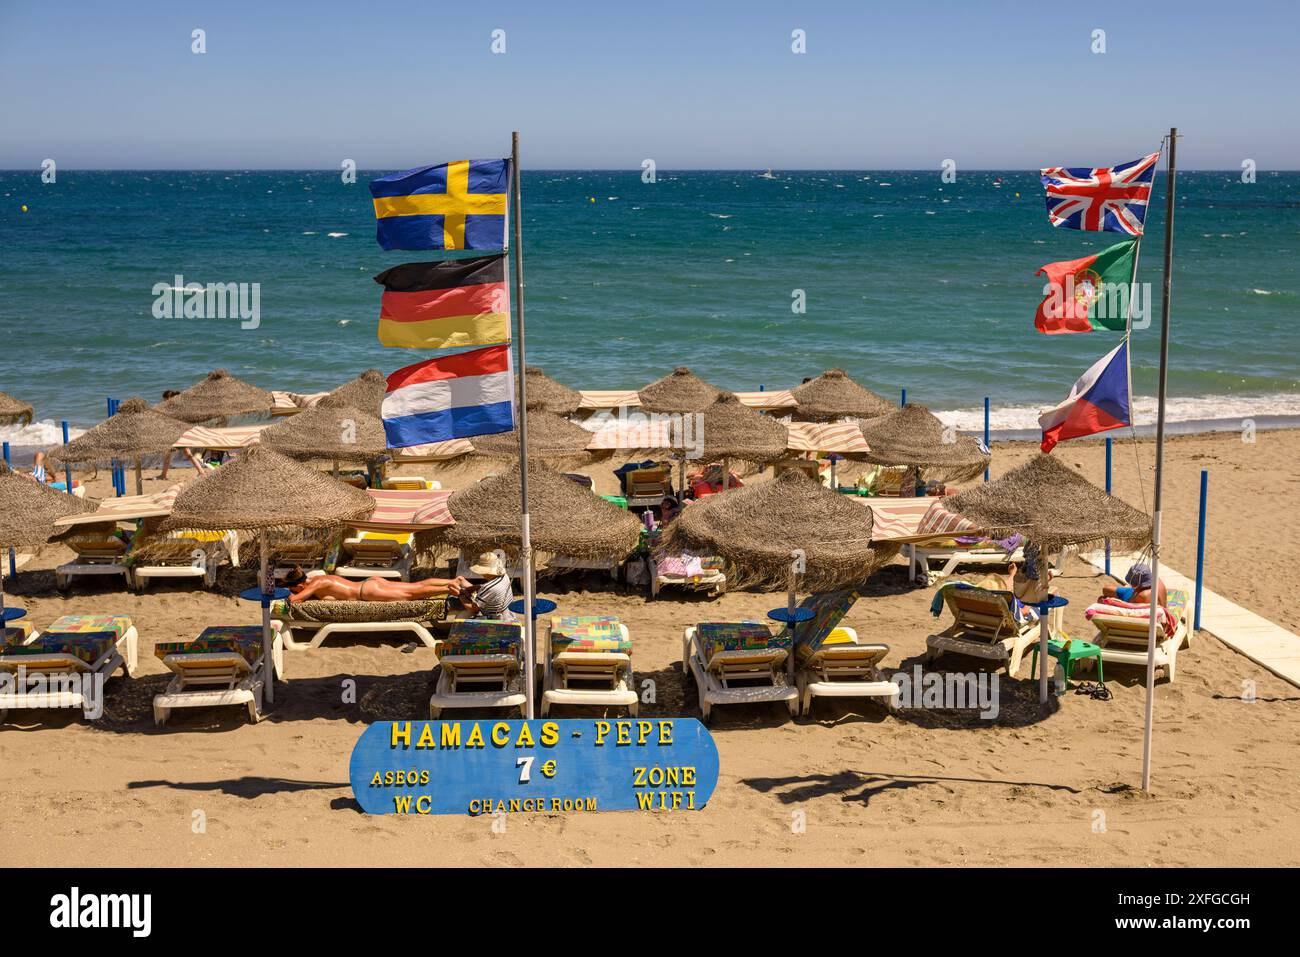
[{"x1": 373, "y1": 255, "x2": 510, "y2": 349}]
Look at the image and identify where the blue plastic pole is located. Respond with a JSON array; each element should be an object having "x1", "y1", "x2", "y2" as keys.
[
  {"x1": 60, "y1": 420, "x2": 73, "y2": 494},
  {"x1": 1195, "y1": 468, "x2": 1208, "y2": 631},
  {"x1": 107, "y1": 398, "x2": 120, "y2": 496},
  {"x1": 900, "y1": 388, "x2": 906, "y2": 407},
  {"x1": 3, "y1": 442, "x2": 13, "y2": 576},
  {"x1": 1104, "y1": 437, "x2": 1112, "y2": 577},
  {"x1": 983, "y1": 396, "x2": 990, "y2": 482}
]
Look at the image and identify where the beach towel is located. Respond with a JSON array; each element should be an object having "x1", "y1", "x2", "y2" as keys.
[
  {"x1": 549, "y1": 615, "x2": 630, "y2": 654},
  {"x1": 1, "y1": 630, "x2": 117, "y2": 665},
  {"x1": 696, "y1": 621, "x2": 788, "y2": 661},
  {"x1": 440, "y1": 620, "x2": 521, "y2": 657},
  {"x1": 43, "y1": 614, "x2": 132, "y2": 641},
  {"x1": 656, "y1": 552, "x2": 704, "y2": 578},
  {"x1": 791, "y1": 590, "x2": 859, "y2": 651},
  {"x1": 272, "y1": 598, "x2": 447, "y2": 624},
  {"x1": 154, "y1": 626, "x2": 264, "y2": 666},
  {"x1": 1084, "y1": 596, "x2": 1176, "y2": 634}
]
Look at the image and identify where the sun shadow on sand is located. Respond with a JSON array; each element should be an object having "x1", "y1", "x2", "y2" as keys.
[
  {"x1": 742, "y1": 769, "x2": 1081, "y2": 806},
  {"x1": 127, "y1": 777, "x2": 346, "y2": 798}
]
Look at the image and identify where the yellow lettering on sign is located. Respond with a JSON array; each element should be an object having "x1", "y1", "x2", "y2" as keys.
[
  {"x1": 441, "y1": 723, "x2": 461, "y2": 748},
  {"x1": 466, "y1": 723, "x2": 485, "y2": 748},
  {"x1": 390, "y1": 722, "x2": 411, "y2": 748}
]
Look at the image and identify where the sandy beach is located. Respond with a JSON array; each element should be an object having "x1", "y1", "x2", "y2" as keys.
[{"x1": 3, "y1": 426, "x2": 1298, "y2": 868}]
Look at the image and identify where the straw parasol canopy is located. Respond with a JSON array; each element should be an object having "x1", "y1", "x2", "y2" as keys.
[
  {"x1": 857, "y1": 403, "x2": 990, "y2": 483},
  {"x1": 159, "y1": 446, "x2": 374, "y2": 532},
  {"x1": 792, "y1": 368, "x2": 895, "y2": 422},
  {"x1": 661, "y1": 469, "x2": 893, "y2": 591},
  {"x1": 0, "y1": 463, "x2": 99, "y2": 549},
  {"x1": 524, "y1": 365, "x2": 583, "y2": 415},
  {"x1": 319, "y1": 369, "x2": 387, "y2": 418},
  {"x1": 442, "y1": 461, "x2": 642, "y2": 560},
  {"x1": 46, "y1": 397, "x2": 189, "y2": 465},
  {"x1": 696, "y1": 393, "x2": 789, "y2": 464},
  {"x1": 944, "y1": 454, "x2": 1152, "y2": 554},
  {"x1": 470, "y1": 408, "x2": 594, "y2": 464},
  {"x1": 0, "y1": 391, "x2": 33, "y2": 427},
  {"x1": 638, "y1": 366, "x2": 724, "y2": 413},
  {"x1": 259, "y1": 402, "x2": 390, "y2": 463},
  {"x1": 154, "y1": 369, "x2": 274, "y2": 424}
]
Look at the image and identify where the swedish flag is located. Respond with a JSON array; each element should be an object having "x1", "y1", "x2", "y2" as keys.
[{"x1": 370, "y1": 159, "x2": 509, "y2": 252}]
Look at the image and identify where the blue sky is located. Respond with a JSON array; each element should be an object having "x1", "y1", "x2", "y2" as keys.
[{"x1": 2, "y1": 0, "x2": 1297, "y2": 169}]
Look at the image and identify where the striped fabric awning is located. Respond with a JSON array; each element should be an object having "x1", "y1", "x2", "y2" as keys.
[
  {"x1": 173, "y1": 424, "x2": 271, "y2": 450},
  {"x1": 270, "y1": 391, "x2": 328, "y2": 416},
  {"x1": 584, "y1": 420, "x2": 677, "y2": 451},
  {"x1": 854, "y1": 497, "x2": 982, "y2": 543},
  {"x1": 54, "y1": 484, "x2": 184, "y2": 527},
  {"x1": 390, "y1": 438, "x2": 474, "y2": 462},
  {"x1": 786, "y1": 421, "x2": 870, "y2": 454},
  {"x1": 734, "y1": 389, "x2": 797, "y2": 410},
  {"x1": 578, "y1": 390, "x2": 642, "y2": 410},
  {"x1": 352, "y1": 488, "x2": 455, "y2": 532}
]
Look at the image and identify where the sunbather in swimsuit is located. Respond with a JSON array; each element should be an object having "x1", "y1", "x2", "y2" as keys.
[
  {"x1": 1102, "y1": 563, "x2": 1167, "y2": 610},
  {"x1": 288, "y1": 574, "x2": 471, "y2": 604}
]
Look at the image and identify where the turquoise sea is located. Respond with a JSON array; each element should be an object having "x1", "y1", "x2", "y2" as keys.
[{"x1": 1, "y1": 169, "x2": 1297, "y2": 447}]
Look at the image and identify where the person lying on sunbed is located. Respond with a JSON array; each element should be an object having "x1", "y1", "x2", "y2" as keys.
[
  {"x1": 1101, "y1": 563, "x2": 1167, "y2": 610},
  {"x1": 287, "y1": 571, "x2": 472, "y2": 604}
]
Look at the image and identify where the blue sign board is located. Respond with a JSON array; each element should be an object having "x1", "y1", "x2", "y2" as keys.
[{"x1": 349, "y1": 718, "x2": 720, "y2": 816}]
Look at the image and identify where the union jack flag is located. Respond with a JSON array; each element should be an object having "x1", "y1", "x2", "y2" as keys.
[{"x1": 1039, "y1": 152, "x2": 1161, "y2": 236}]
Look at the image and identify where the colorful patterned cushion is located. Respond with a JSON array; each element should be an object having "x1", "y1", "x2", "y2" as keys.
[
  {"x1": 2, "y1": 632, "x2": 117, "y2": 665},
  {"x1": 696, "y1": 621, "x2": 788, "y2": 660},
  {"x1": 44, "y1": 614, "x2": 132, "y2": 640},
  {"x1": 154, "y1": 625, "x2": 264, "y2": 666},
  {"x1": 442, "y1": 620, "x2": 522, "y2": 657},
  {"x1": 549, "y1": 615, "x2": 630, "y2": 654}
]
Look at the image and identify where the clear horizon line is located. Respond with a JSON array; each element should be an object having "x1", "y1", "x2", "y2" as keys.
[{"x1": 3, "y1": 166, "x2": 1296, "y2": 173}]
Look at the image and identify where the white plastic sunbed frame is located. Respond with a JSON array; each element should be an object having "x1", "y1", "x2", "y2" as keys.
[
  {"x1": 269, "y1": 615, "x2": 439, "y2": 651},
  {"x1": 55, "y1": 539, "x2": 131, "y2": 593},
  {"x1": 153, "y1": 631, "x2": 284, "y2": 725},
  {"x1": 682, "y1": 625, "x2": 798, "y2": 724},
  {"x1": 902, "y1": 542, "x2": 1027, "y2": 585},
  {"x1": 925, "y1": 588, "x2": 1048, "y2": 677},
  {"x1": 795, "y1": 627, "x2": 899, "y2": 716},
  {"x1": 648, "y1": 555, "x2": 726, "y2": 599},
  {"x1": 1091, "y1": 591, "x2": 1192, "y2": 682},
  {"x1": 0, "y1": 623, "x2": 139, "y2": 723},
  {"x1": 429, "y1": 622, "x2": 528, "y2": 718},
  {"x1": 333, "y1": 536, "x2": 414, "y2": 582},
  {"x1": 540, "y1": 622, "x2": 638, "y2": 716}
]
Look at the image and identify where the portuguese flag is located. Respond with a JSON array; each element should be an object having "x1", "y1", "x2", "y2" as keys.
[
  {"x1": 374, "y1": 254, "x2": 509, "y2": 349},
  {"x1": 1034, "y1": 239, "x2": 1137, "y2": 334}
]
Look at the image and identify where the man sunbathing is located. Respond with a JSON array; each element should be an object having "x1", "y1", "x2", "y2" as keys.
[
  {"x1": 1102, "y1": 563, "x2": 1167, "y2": 610},
  {"x1": 287, "y1": 572, "x2": 472, "y2": 604}
]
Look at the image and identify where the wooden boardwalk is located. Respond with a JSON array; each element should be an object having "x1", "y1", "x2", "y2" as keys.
[{"x1": 1085, "y1": 550, "x2": 1300, "y2": 688}]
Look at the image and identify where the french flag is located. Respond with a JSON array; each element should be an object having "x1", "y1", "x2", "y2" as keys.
[
  {"x1": 1038, "y1": 339, "x2": 1130, "y2": 453},
  {"x1": 382, "y1": 344, "x2": 515, "y2": 448}
]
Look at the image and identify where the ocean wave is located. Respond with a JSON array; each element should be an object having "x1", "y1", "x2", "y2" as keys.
[
  {"x1": 0, "y1": 419, "x2": 87, "y2": 448},
  {"x1": 934, "y1": 392, "x2": 1300, "y2": 434}
]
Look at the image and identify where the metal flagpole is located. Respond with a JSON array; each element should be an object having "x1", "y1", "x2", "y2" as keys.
[
  {"x1": 510, "y1": 131, "x2": 536, "y2": 720},
  {"x1": 1141, "y1": 129, "x2": 1177, "y2": 791}
]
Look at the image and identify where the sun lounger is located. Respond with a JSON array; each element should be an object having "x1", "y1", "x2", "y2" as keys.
[
  {"x1": 429, "y1": 620, "x2": 528, "y2": 717},
  {"x1": 0, "y1": 614, "x2": 138, "y2": 722},
  {"x1": 152, "y1": 625, "x2": 284, "y2": 724},
  {"x1": 334, "y1": 530, "x2": 414, "y2": 581},
  {"x1": 682, "y1": 621, "x2": 798, "y2": 724},
  {"x1": 270, "y1": 534, "x2": 335, "y2": 580},
  {"x1": 773, "y1": 458, "x2": 822, "y2": 483},
  {"x1": 788, "y1": 589, "x2": 897, "y2": 715},
  {"x1": 1088, "y1": 588, "x2": 1191, "y2": 682},
  {"x1": 649, "y1": 551, "x2": 726, "y2": 598},
  {"x1": 270, "y1": 597, "x2": 446, "y2": 650},
  {"x1": 860, "y1": 465, "x2": 911, "y2": 497},
  {"x1": 379, "y1": 476, "x2": 438, "y2": 491},
  {"x1": 130, "y1": 528, "x2": 237, "y2": 591},
  {"x1": 902, "y1": 539, "x2": 1027, "y2": 585},
  {"x1": 623, "y1": 466, "x2": 673, "y2": 507},
  {"x1": 925, "y1": 586, "x2": 1043, "y2": 677},
  {"x1": 541, "y1": 615, "x2": 637, "y2": 716},
  {"x1": 55, "y1": 526, "x2": 131, "y2": 592}
]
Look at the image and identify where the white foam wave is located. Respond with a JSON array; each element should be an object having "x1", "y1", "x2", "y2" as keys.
[
  {"x1": 934, "y1": 393, "x2": 1300, "y2": 434},
  {"x1": 0, "y1": 419, "x2": 87, "y2": 448}
]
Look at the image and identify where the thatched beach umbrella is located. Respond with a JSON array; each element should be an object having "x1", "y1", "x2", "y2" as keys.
[
  {"x1": 945, "y1": 454, "x2": 1152, "y2": 703},
  {"x1": 47, "y1": 397, "x2": 190, "y2": 494},
  {"x1": 0, "y1": 392, "x2": 33, "y2": 427},
  {"x1": 686, "y1": 393, "x2": 789, "y2": 493},
  {"x1": 160, "y1": 446, "x2": 374, "y2": 704},
  {"x1": 791, "y1": 369, "x2": 895, "y2": 422},
  {"x1": 857, "y1": 403, "x2": 990, "y2": 484},
  {"x1": 662, "y1": 469, "x2": 890, "y2": 593},
  {"x1": 0, "y1": 463, "x2": 98, "y2": 617},
  {"x1": 470, "y1": 408, "x2": 594, "y2": 466},
  {"x1": 443, "y1": 461, "x2": 642, "y2": 561},
  {"x1": 319, "y1": 369, "x2": 387, "y2": 418},
  {"x1": 638, "y1": 366, "x2": 723, "y2": 413},
  {"x1": 155, "y1": 369, "x2": 274, "y2": 424},
  {"x1": 524, "y1": 365, "x2": 583, "y2": 416},
  {"x1": 259, "y1": 402, "x2": 390, "y2": 467}
]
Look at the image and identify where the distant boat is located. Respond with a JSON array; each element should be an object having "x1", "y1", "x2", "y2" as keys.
[{"x1": 757, "y1": 169, "x2": 776, "y2": 179}]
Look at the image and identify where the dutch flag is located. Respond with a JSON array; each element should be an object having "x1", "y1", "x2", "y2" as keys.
[
  {"x1": 382, "y1": 344, "x2": 515, "y2": 448},
  {"x1": 1038, "y1": 339, "x2": 1131, "y2": 453}
]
